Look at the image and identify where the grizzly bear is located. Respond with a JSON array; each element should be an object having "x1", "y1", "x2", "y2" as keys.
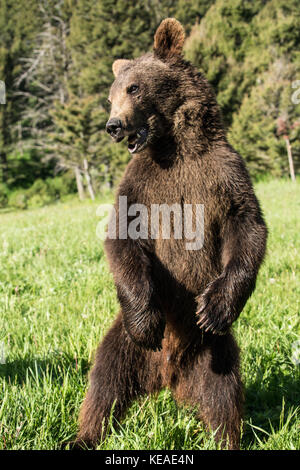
[{"x1": 72, "y1": 18, "x2": 267, "y2": 450}]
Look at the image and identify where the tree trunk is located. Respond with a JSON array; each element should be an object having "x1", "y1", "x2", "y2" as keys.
[
  {"x1": 0, "y1": 80, "x2": 5, "y2": 104},
  {"x1": 83, "y1": 159, "x2": 95, "y2": 200},
  {"x1": 74, "y1": 166, "x2": 85, "y2": 200},
  {"x1": 104, "y1": 163, "x2": 113, "y2": 190},
  {"x1": 0, "y1": 151, "x2": 8, "y2": 183},
  {"x1": 284, "y1": 136, "x2": 295, "y2": 182}
]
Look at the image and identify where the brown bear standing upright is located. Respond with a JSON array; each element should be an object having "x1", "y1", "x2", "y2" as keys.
[{"x1": 74, "y1": 18, "x2": 267, "y2": 450}]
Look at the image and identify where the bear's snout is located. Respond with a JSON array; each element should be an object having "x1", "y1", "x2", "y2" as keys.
[{"x1": 106, "y1": 117, "x2": 123, "y2": 141}]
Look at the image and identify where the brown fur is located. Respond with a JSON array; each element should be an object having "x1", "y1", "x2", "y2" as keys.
[
  {"x1": 154, "y1": 18, "x2": 185, "y2": 59},
  {"x1": 72, "y1": 18, "x2": 267, "y2": 450}
]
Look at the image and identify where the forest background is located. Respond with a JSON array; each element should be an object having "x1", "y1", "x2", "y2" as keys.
[{"x1": 0, "y1": 0, "x2": 300, "y2": 209}]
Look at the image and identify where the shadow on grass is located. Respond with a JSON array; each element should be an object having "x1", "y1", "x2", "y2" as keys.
[
  {"x1": 243, "y1": 367, "x2": 300, "y2": 448},
  {"x1": 0, "y1": 354, "x2": 90, "y2": 386}
]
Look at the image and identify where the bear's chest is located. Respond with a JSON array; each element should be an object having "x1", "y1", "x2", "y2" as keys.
[
  {"x1": 118, "y1": 154, "x2": 225, "y2": 292},
  {"x1": 122, "y1": 153, "x2": 221, "y2": 209}
]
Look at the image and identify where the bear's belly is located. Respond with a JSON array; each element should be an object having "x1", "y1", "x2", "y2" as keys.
[
  {"x1": 151, "y1": 236, "x2": 221, "y2": 326},
  {"x1": 153, "y1": 236, "x2": 221, "y2": 293}
]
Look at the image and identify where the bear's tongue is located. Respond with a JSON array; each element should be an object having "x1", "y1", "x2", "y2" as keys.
[
  {"x1": 128, "y1": 135, "x2": 138, "y2": 153},
  {"x1": 127, "y1": 127, "x2": 148, "y2": 154}
]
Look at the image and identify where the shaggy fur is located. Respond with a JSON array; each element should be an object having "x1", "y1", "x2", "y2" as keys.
[{"x1": 72, "y1": 18, "x2": 267, "y2": 450}]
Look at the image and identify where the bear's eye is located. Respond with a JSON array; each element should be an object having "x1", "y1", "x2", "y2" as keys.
[{"x1": 127, "y1": 84, "x2": 139, "y2": 95}]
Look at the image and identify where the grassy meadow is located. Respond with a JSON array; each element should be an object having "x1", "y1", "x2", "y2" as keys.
[{"x1": 0, "y1": 179, "x2": 299, "y2": 450}]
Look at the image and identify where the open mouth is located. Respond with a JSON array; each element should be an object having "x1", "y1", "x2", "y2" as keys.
[{"x1": 127, "y1": 127, "x2": 148, "y2": 154}]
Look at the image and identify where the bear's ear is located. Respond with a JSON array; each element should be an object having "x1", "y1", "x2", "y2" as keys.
[
  {"x1": 112, "y1": 59, "x2": 132, "y2": 77},
  {"x1": 153, "y1": 18, "x2": 185, "y2": 60}
]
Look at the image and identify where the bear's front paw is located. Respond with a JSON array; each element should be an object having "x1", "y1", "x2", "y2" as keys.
[
  {"x1": 123, "y1": 306, "x2": 165, "y2": 351},
  {"x1": 117, "y1": 281, "x2": 165, "y2": 350},
  {"x1": 196, "y1": 277, "x2": 234, "y2": 335}
]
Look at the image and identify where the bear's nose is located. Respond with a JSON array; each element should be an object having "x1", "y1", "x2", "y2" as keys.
[{"x1": 106, "y1": 118, "x2": 123, "y2": 138}]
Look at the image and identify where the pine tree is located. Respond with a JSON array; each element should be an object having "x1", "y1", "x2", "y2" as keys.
[
  {"x1": 0, "y1": 0, "x2": 41, "y2": 184},
  {"x1": 49, "y1": 94, "x2": 107, "y2": 198},
  {"x1": 228, "y1": 59, "x2": 300, "y2": 178},
  {"x1": 14, "y1": 0, "x2": 72, "y2": 151},
  {"x1": 185, "y1": 0, "x2": 300, "y2": 176}
]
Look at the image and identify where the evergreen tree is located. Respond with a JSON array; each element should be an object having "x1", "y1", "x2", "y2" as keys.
[
  {"x1": 49, "y1": 94, "x2": 106, "y2": 198},
  {"x1": 0, "y1": 0, "x2": 41, "y2": 184},
  {"x1": 1, "y1": 0, "x2": 300, "y2": 204},
  {"x1": 14, "y1": 0, "x2": 73, "y2": 150},
  {"x1": 185, "y1": 0, "x2": 266, "y2": 127},
  {"x1": 68, "y1": 0, "x2": 156, "y2": 184},
  {"x1": 228, "y1": 59, "x2": 300, "y2": 178},
  {"x1": 185, "y1": 0, "x2": 300, "y2": 176}
]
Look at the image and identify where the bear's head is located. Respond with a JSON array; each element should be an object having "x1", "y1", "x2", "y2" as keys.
[
  {"x1": 106, "y1": 18, "x2": 222, "y2": 155},
  {"x1": 106, "y1": 18, "x2": 188, "y2": 154}
]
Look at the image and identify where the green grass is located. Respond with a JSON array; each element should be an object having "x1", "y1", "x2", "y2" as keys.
[{"x1": 0, "y1": 179, "x2": 299, "y2": 450}]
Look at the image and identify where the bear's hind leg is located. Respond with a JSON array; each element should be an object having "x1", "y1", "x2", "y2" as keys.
[
  {"x1": 174, "y1": 333, "x2": 243, "y2": 450},
  {"x1": 72, "y1": 313, "x2": 161, "y2": 449}
]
